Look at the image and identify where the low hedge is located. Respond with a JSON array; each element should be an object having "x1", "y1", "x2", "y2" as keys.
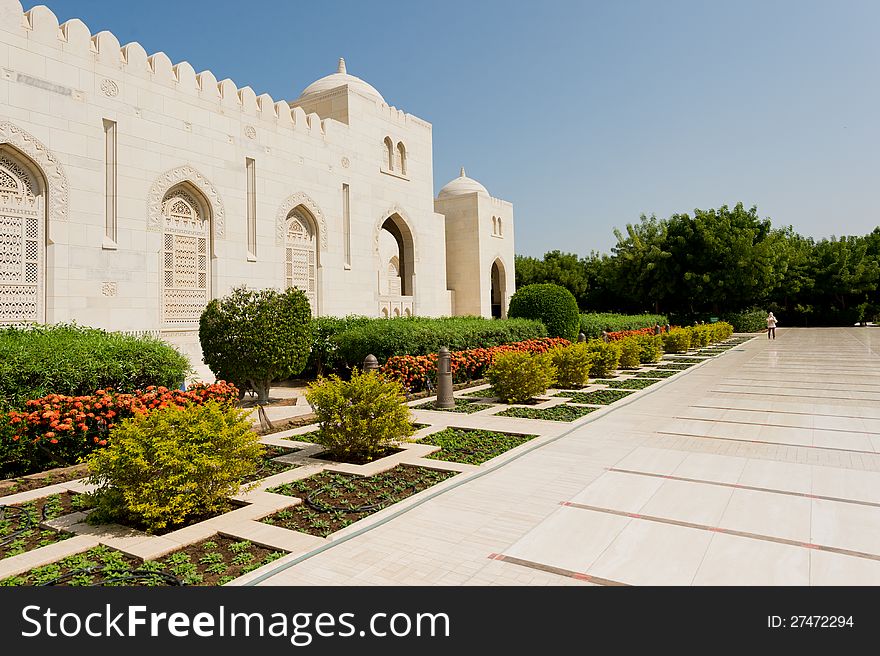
[
  {"x1": 333, "y1": 316, "x2": 547, "y2": 369},
  {"x1": 579, "y1": 313, "x2": 668, "y2": 339},
  {"x1": 382, "y1": 337, "x2": 568, "y2": 392},
  {"x1": 721, "y1": 310, "x2": 766, "y2": 333},
  {"x1": 0, "y1": 324, "x2": 190, "y2": 410}
]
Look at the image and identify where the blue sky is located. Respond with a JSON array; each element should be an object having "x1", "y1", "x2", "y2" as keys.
[{"x1": 43, "y1": 0, "x2": 880, "y2": 256}]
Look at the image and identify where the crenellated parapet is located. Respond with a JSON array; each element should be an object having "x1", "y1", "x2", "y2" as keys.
[{"x1": 3, "y1": 1, "x2": 339, "y2": 139}]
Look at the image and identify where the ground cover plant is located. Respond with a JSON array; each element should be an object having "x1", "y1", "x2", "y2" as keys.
[
  {"x1": 494, "y1": 404, "x2": 598, "y2": 422},
  {"x1": 554, "y1": 389, "x2": 635, "y2": 404},
  {"x1": 0, "y1": 492, "x2": 86, "y2": 560},
  {"x1": 656, "y1": 362, "x2": 697, "y2": 370},
  {"x1": 662, "y1": 357, "x2": 705, "y2": 363},
  {"x1": 414, "y1": 398, "x2": 493, "y2": 414},
  {"x1": 420, "y1": 427, "x2": 537, "y2": 465},
  {"x1": 634, "y1": 370, "x2": 678, "y2": 378},
  {"x1": 599, "y1": 378, "x2": 660, "y2": 390},
  {"x1": 0, "y1": 537, "x2": 285, "y2": 586},
  {"x1": 263, "y1": 465, "x2": 454, "y2": 537}
]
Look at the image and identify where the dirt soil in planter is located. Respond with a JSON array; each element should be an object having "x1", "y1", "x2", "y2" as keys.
[
  {"x1": 256, "y1": 413, "x2": 318, "y2": 436},
  {"x1": 0, "y1": 463, "x2": 90, "y2": 497},
  {"x1": 86, "y1": 498, "x2": 247, "y2": 537},
  {"x1": 415, "y1": 398, "x2": 494, "y2": 413},
  {"x1": 0, "y1": 536, "x2": 285, "y2": 586},
  {"x1": 0, "y1": 492, "x2": 86, "y2": 560},
  {"x1": 240, "y1": 445, "x2": 301, "y2": 484},
  {"x1": 421, "y1": 427, "x2": 537, "y2": 465},
  {"x1": 312, "y1": 447, "x2": 403, "y2": 466},
  {"x1": 263, "y1": 465, "x2": 455, "y2": 537},
  {"x1": 495, "y1": 404, "x2": 599, "y2": 422}
]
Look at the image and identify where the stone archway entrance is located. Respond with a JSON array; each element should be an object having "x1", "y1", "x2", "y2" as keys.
[{"x1": 491, "y1": 259, "x2": 506, "y2": 319}]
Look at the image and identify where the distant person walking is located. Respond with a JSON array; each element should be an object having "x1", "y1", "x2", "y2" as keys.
[{"x1": 766, "y1": 312, "x2": 778, "y2": 340}]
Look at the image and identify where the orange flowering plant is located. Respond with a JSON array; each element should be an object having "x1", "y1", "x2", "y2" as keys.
[
  {"x1": 2, "y1": 381, "x2": 238, "y2": 477},
  {"x1": 381, "y1": 338, "x2": 569, "y2": 392}
]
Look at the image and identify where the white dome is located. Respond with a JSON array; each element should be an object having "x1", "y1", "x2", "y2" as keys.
[
  {"x1": 438, "y1": 167, "x2": 489, "y2": 199},
  {"x1": 298, "y1": 58, "x2": 385, "y2": 103}
]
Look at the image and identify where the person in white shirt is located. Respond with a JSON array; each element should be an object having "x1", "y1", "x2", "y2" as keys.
[{"x1": 766, "y1": 312, "x2": 778, "y2": 340}]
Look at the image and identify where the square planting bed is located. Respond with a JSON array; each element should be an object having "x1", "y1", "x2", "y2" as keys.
[
  {"x1": 600, "y1": 378, "x2": 661, "y2": 390},
  {"x1": 0, "y1": 492, "x2": 87, "y2": 560},
  {"x1": 0, "y1": 536, "x2": 285, "y2": 587},
  {"x1": 0, "y1": 464, "x2": 89, "y2": 497},
  {"x1": 553, "y1": 389, "x2": 635, "y2": 404},
  {"x1": 262, "y1": 465, "x2": 455, "y2": 537},
  {"x1": 634, "y1": 369, "x2": 678, "y2": 378},
  {"x1": 663, "y1": 357, "x2": 705, "y2": 363},
  {"x1": 460, "y1": 388, "x2": 496, "y2": 398},
  {"x1": 415, "y1": 398, "x2": 494, "y2": 414},
  {"x1": 419, "y1": 427, "x2": 537, "y2": 465},
  {"x1": 494, "y1": 404, "x2": 599, "y2": 422},
  {"x1": 655, "y1": 362, "x2": 696, "y2": 370}
]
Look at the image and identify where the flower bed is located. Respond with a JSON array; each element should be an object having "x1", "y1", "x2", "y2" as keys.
[
  {"x1": 605, "y1": 327, "x2": 658, "y2": 341},
  {"x1": 0, "y1": 537, "x2": 285, "y2": 586},
  {"x1": 421, "y1": 428, "x2": 537, "y2": 465},
  {"x1": 3, "y1": 381, "x2": 238, "y2": 477},
  {"x1": 263, "y1": 466, "x2": 455, "y2": 537},
  {"x1": 555, "y1": 389, "x2": 635, "y2": 405},
  {"x1": 634, "y1": 370, "x2": 678, "y2": 378},
  {"x1": 381, "y1": 337, "x2": 569, "y2": 392},
  {"x1": 414, "y1": 399, "x2": 493, "y2": 414},
  {"x1": 240, "y1": 446, "x2": 300, "y2": 485},
  {"x1": 599, "y1": 378, "x2": 660, "y2": 390},
  {"x1": 494, "y1": 404, "x2": 598, "y2": 422},
  {"x1": 0, "y1": 492, "x2": 85, "y2": 560}
]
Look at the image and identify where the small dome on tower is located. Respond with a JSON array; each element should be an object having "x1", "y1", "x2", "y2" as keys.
[
  {"x1": 297, "y1": 58, "x2": 386, "y2": 103},
  {"x1": 438, "y1": 167, "x2": 489, "y2": 199}
]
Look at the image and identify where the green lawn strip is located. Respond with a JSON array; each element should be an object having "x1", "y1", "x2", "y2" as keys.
[
  {"x1": 0, "y1": 492, "x2": 88, "y2": 560},
  {"x1": 494, "y1": 404, "x2": 599, "y2": 422},
  {"x1": 414, "y1": 398, "x2": 494, "y2": 413},
  {"x1": 0, "y1": 536, "x2": 285, "y2": 587},
  {"x1": 633, "y1": 369, "x2": 678, "y2": 378},
  {"x1": 655, "y1": 363, "x2": 696, "y2": 370},
  {"x1": 552, "y1": 389, "x2": 635, "y2": 404},
  {"x1": 263, "y1": 465, "x2": 455, "y2": 538},
  {"x1": 662, "y1": 357, "x2": 706, "y2": 363},
  {"x1": 460, "y1": 388, "x2": 495, "y2": 398},
  {"x1": 419, "y1": 427, "x2": 537, "y2": 465}
]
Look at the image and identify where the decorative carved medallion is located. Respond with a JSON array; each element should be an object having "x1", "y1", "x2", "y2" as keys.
[{"x1": 100, "y1": 79, "x2": 119, "y2": 97}]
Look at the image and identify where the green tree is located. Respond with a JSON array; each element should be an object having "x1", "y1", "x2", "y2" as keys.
[{"x1": 199, "y1": 286, "x2": 313, "y2": 402}]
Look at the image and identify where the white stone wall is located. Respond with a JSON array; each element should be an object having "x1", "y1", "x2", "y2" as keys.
[{"x1": 0, "y1": 0, "x2": 485, "y2": 340}]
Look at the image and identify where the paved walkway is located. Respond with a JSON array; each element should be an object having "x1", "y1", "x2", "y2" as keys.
[{"x1": 256, "y1": 328, "x2": 880, "y2": 586}]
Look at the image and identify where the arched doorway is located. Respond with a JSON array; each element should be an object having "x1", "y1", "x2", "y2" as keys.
[
  {"x1": 0, "y1": 147, "x2": 46, "y2": 324},
  {"x1": 161, "y1": 183, "x2": 212, "y2": 328},
  {"x1": 377, "y1": 212, "x2": 415, "y2": 317},
  {"x1": 491, "y1": 259, "x2": 506, "y2": 319},
  {"x1": 285, "y1": 206, "x2": 318, "y2": 314}
]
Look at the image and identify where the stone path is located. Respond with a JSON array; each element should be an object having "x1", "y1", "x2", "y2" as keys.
[{"x1": 254, "y1": 328, "x2": 880, "y2": 586}]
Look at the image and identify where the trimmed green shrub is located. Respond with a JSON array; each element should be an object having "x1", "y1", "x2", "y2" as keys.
[
  {"x1": 0, "y1": 324, "x2": 190, "y2": 410},
  {"x1": 579, "y1": 313, "x2": 668, "y2": 339},
  {"x1": 85, "y1": 401, "x2": 261, "y2": 533},
  {"x1": 633, "y1": 334, "x2": 663, "y2": 363},
  {"x1": 487, "y1": 351, "x2": 557, "y2": 404},
  {"x1": 713, "y1": 321, "x2": 734, "y2": 341},
  {"x1": 200, "y1": 287, "x2": 312, "y2": 403},
  {"x1": 307, "y1": 315, "x2": 373, "y2": 376},
  {"x1": 306, "y1": 370, "x2": 415, "y2": 462},
  {"x1": 661, "y1": 328, "x2": 691, "y2": 353},
  {"x1": 722, "y1": 310, "x2": 766, "y2": 333},
  {"x1": 688, "y1": 325, "x2": 712, "y2": 348},
  {"x1": 585, "y1": 341, "x2": 621, "y2": 378},
  {"x1": 550, "y1": 344, "x2": 594, "y2": 389},
  {"x1": 508, "y1": 284, "x2": 580, "y2": 340},
  {"x1": 333, "y1": 316, "x2": 546, "y2": 368},
  {"x1": 617, "y1": 338, "x2": 641, "y2": 369}
]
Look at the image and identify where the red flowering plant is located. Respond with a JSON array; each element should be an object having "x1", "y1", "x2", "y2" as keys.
[
  {"x1": 605, "y1": 327, "x2": 658, "y2": 341},
  {"x1": 2, "y1": 381, "x2": 238, "y2": 476},
  {"x1": 381, "y1": 338, "x2": 569, "y2": 392}
]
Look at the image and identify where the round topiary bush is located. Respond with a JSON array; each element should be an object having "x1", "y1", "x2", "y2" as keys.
[
  {"x1": 199, "y1": 286, "x2": 312, "y2": 402},
  {"x1": 507, "y1": 284, "x2": 580, "y2": 340}
]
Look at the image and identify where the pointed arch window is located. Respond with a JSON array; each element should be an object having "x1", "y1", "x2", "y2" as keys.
[
  {"x1": 161, "y1": 184, "x2": 211, "y2": 328},
  {"x1": 285, "y1": 207, "x2": 317, "y2": 313},
  {"x1": 0, "y1": 151, "x2": 44, "y2": 324},
  {"x1": 396, "y1": 142, "x2": 406, "y2": 175},
  {"x1": 384, "y1": 137, "x2": 394, "y2": 171}
]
